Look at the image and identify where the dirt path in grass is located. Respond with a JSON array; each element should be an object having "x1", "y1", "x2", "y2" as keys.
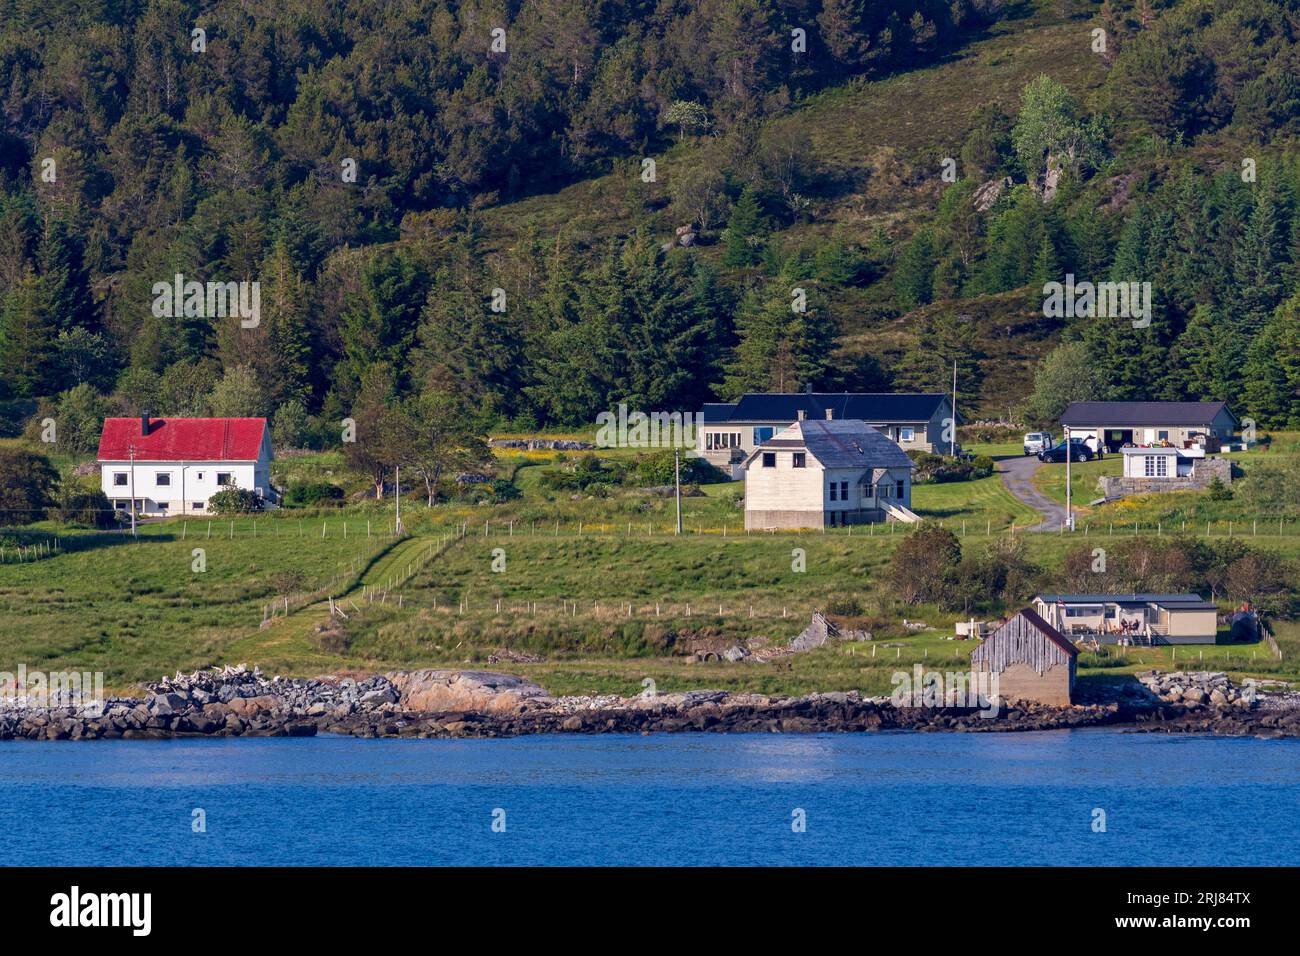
[
  {"x1": 998, "y1": 454, "x2": 1067, "y2": 532},
  {"x1": 226, "y1": 534, "x2": 450, "y2": 670}
]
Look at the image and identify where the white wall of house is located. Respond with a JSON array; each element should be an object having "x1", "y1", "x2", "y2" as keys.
[
  {"x1": 101, "y1": 460, "x2": 270, "y2": 515},
  {"x1": 743, "y1": 448, "x2": 912, "y2": 528}
]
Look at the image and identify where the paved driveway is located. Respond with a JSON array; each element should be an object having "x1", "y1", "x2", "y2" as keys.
[{"x1": 998, "y1": 453, "x2": 1067, "y2": 531}]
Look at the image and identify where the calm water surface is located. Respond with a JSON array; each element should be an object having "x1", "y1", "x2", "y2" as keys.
[{"x1": 2, "y1": 730, "x2": 1296, "y2": 865}]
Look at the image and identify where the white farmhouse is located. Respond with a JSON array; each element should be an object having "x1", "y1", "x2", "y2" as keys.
[
  {"x1": 97, "y1": 416, "x2": 276, "y2": 517},
  {"x1": 743, "y1": 418, "x2": 918, "y2": 530}
]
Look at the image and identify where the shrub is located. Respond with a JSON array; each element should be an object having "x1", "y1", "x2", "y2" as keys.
[
  {"x1": 0, "y1": 447, "x2": 58, "y2": 526},
  {"x1": 54, "y1": 487, "x2": 115, "y2": 528},
  {"x1": 537, "y1": 456, "x2": 629, "y2": 492},
  {"x1": 284, "y1": 482, "x2": 345, "y2": 507},
  {"x1": 633, "y1": 451, "x2": 724, "y2": 486},
  {"x1": 889, "y1": 524, "x2": 962, "y2": 605},
  {"x1": 1205, "y1": 477, "x2": 1233, "y2": 501},
  {"x1": 907, "y1": 450, "x2": 989, "y2": 483},
  {"x1": 826, "y1": 595, "x2": 864, "y2": 616},
  {"x1": 208, "y1": 487, "x2": 264, "y2": 514},
  {"x1": 485, "y1": 479, "x2": 521, "y2": 503}
]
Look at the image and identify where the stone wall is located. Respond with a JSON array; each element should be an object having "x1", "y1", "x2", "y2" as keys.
[{"x1": 1099, "y1": 456, "x2": 1231, "y2": 498}]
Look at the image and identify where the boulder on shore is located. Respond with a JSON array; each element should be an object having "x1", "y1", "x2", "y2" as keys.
[{"x1": 385, "y1": 670, "x2": 549, "y2": 714}]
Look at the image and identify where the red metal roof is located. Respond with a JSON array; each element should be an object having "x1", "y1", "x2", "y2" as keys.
[{"x1": 97, "y1": 418, "x2": 268, "y2": 462}]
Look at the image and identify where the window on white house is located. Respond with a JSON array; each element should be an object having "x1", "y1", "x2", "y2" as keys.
[
  {"x1": 1065, "y1": 606, "x2": 1103, "y2": 618},
  {"x1": 157, "y1": 502, "x2": 168, "y2": 512},
  {"x1": 1157, "y1": 430, "x2": 1169, "y2": 441},
  {"x1": 193, "y1": 502, "x2": 204, "y2": 511},
  {"x1": 761, "y1": 453, "x2": 775, "y2": 468},
  {"x1": 113, "y1": 500, "x2": 126, "y2": 510},
  {"x1": 217, "y1": 472, "x2": 233, "y2": 485},
  {"x1": 829, "y1": 483, "x2": 838, "y2": 501},
  {"x1": 113, "y1": 473, "x2": 128, "y2": 486},
  {"x1": 899, "y1": 427, "x2": 915, "y2": 442},
  {"x1": 840, "y1": 481, "x2": 849, "y2": 501},
  {"x1": 156, "y1": 473, "x2": 171, "y2": 486},
  {"x1": 754, "y1": 427, "x2": 775, "y2": 444},
  {"x1": 196, "y1": 472, "x2": 204, "y2": 480},
  {"x1": 1143, "y1": 456, "x2": 1168, "y2": 477},
  {"x1": 793, "y1": 453, "x2": 806, "y2": 468}
]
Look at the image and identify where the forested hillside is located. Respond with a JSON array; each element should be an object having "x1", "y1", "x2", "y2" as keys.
[{"x1": 2, "y1": 0, "x2": 1300, "y2": 448}]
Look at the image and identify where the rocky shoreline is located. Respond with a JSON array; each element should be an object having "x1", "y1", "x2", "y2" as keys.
[{"x1": 3, "y1": 666, "x2": 1299, "y2": 742}]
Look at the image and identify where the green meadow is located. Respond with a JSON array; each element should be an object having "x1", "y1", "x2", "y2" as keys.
[{"x1": 4, "y1": 434, "x2": 1299, "y2": 694}]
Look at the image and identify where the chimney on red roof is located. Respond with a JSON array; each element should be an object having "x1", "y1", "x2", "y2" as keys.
[{"x1": 140, "y1": 413, "x2": 150, "y2": 436}]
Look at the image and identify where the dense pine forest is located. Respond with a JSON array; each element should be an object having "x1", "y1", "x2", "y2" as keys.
[{"x1": 2, "y1": 0, "x2": 1300, "y2": 456}]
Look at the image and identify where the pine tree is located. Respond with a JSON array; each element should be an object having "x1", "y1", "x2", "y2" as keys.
[
  {"x1": 1168, "y1": 305, "x2": 1232, "y2": 401},
  {"x1": 37, "y1": 218, "x2": 96, "y2": 333},
  {"x1": 413, "y1": 220, "x2": 519, "y2": 422},
  {"x1": 719, "y1": 266, "x2": 836, "y2": 398},
  {"x1": 1233, "y1": 174, "x2": 1288, "y2": 338},
  {"x1": 722, "y1": 186, "x2": 766, "y2": 269},
  {"x1": 0, "y1": 267, "x2": 58, "y2": 398},
  {"x1": 260, "y1": 239, "x2": 314, "y2": 407},
  {"x1": 1243, "y1": 292, "x2": 1300, "y2": 427},
  {"x1": 893, "y1": 228, "x2": 936, "y2": 309}
]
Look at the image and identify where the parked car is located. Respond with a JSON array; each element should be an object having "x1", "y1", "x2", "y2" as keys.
[
  {"x1": 1023, "y1": 432, "x2": 1054, "y2": 455},
  {"x1": 1038, "y1": 438, "x2": 1095, "y2": 463}
]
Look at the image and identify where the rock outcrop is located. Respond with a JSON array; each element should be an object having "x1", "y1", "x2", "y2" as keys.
[
  {"x1": 385, "y1": 670, "x2": 548, "y2": 714},
  {"x1": 3, "y1": 664, "x2": 1298, "y2": 741}
]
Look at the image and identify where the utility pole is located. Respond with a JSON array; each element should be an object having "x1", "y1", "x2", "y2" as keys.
[
  {"x1": 129, "y1": 443, "x2": 137, "y2": 538},
  {"x1": 674, "y1": 448, "x2": 682, "y2": 535},
  {"x1": 1064, "y1": 425, "x2": 1073, "y2": 531},
  {"x1": 951, "y1": 360, "x2": 957, "y2": 457},
  {"x1": 395, "y1": 464, "x2": 403, "y2": 535}
]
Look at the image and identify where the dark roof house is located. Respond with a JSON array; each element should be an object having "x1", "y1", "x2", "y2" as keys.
[
  {"x1": 724, "y1": 392, "x2": 952, "y2": 424},
  {"x1": 1060, "y1": 401, "x2": 1236, "y2": 428}
]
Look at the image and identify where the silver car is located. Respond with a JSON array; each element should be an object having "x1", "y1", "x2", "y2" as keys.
[{"x1": 1023, "y1": 432, "x2": 1053, "y2": 455}]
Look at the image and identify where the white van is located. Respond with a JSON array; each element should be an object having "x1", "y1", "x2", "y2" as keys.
[{"x1": 1023, "y1": 432, "x2": 1053, "y2": 455}]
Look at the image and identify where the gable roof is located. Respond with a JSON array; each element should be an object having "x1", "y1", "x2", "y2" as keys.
[
  {"x1": 972, "y1": 608, "x2": 1078, "y2": 670},
  {"x1": 1060, "y1": 401, "x2": 1235, "y2": 428},
  {"x1": 746, "y1": 418, "x2": 914, "y2": 469},
  {"x1": 701, "y1": 403, "x2": 737, "y2": 423},
  {"x1": 98, "y1": 418, "x2": 268, "y2": 462},
  {"x1": 723, "y1": 392, "x2": 951, "y2": 424}
]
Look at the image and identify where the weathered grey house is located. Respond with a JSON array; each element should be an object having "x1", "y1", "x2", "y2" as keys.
[
  {"x1": 742, "y1": 418, "x2": 917, "y2": 530},
  {"x1": 971, "y1": 608, "x2": 1078, "y2": 706},
  {"x1": 1060, "y1": 401, "x2": 1238, "y2": 453},
  {"x1": 699, "y1": 393, "x2": 954, "y2": 478}
]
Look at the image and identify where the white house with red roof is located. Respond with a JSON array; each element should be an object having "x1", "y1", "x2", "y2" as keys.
[{"x1": 97, "y1": 416, "x2": 275, "y2": 516}]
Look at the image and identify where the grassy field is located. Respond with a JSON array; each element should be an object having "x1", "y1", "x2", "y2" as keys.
[
  {"x1": 5, "y1": 492, "x2": 1299, "y2": 694},
  {"x1": 6, "y1": 426, "x2": 1300, "y2": 693}
]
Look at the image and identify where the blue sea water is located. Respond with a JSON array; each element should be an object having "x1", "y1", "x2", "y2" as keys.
[{"x1": 1, "y1": 730, "x2": 1297, "y2": 866}]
